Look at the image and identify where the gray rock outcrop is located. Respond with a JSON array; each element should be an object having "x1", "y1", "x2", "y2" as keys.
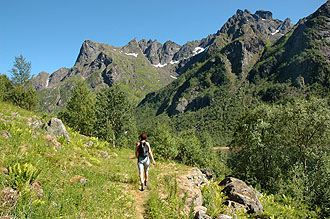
[
  {"x1": 219, "y1": 177, "x2": 263, "y2": 214},
  {"x1": 44, "y1": 118, "x2": 70, "y2": 143}
]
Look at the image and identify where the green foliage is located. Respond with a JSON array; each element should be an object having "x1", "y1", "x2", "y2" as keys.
[
  {"x1": 94, "y1": 84, "x2": 137, "y2": 147},
  {"x1": 9, "y1": 85, "x2": 38, "y2": 110},
  {"x1": 9, "y1": 54, "x2": 32, "y2": 84},
  {"x1": 0, "y1": 74, "x2": 14, "y2": 101},
  {"x1": 61, "y1": 80, "x2": 96, "y2": 136},
  {"x1": 0, "y1": 73, "x2": 38, "y2": 111},
  {"x1": 145, "y1": 175, "x2": 191, "y2": 219},
  {"x1": 176, "y1": 130, "x2": 215, "y2": 168},
  {"x1": 201, "y1": 182, "x2": 227, "y2": 217},
  {"x1": 7, "y1": 162, "x2": 41, "y2": 191},
  {"x1": 259, "y1": 194, "x2": 318, "y2": 218},
  {"x1": 256, "y1": 81, "x2": 300, "y2": 104},
  {"x1": 148, "y1": 123, "x2": 178, "y2": 160},
  {"x1": 229, "y1": 97, "x2": 330, "y2": 216}
]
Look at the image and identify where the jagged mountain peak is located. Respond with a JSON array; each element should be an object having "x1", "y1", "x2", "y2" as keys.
[
  {"x1": 75, "y1": 39, "x2": 112, "y2": 67},
  {"x1": 254, "y1": 10, "x2": 273, "y2": 20},
  {"x1": 218, "y1": 8, "x2": 292, "y2": 42}
]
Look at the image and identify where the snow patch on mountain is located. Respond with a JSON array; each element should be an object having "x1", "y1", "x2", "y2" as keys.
[
  {"x1": 193, "y1": 47, "x2": 205, "y2": 55},
  {"x1": 153, "y1": 63, "x2": 167, "y2": 68},
  {"x1": 125, "y1": 53, "x2": 138, "y2": 57}
]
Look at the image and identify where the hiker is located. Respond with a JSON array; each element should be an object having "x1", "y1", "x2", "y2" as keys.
[{"x1": 135, "y1": 133, "x2": 156, "y2": 191}]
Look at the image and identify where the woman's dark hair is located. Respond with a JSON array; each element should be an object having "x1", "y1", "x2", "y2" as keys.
[{"x1": 139, "y1": 133, "x2": 147, "y2": 140}]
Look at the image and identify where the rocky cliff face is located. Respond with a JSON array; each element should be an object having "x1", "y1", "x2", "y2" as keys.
[
  {"x1": 249, "y1": 0, "x2": 330, "y2": 86},
  {"x1": 138, "y1": 9, "x2": 293, "y2": 116}
]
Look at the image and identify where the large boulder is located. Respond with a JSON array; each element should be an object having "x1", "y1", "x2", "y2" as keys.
[
  {"x1": 219, "y1": 177, "x2": 263, "y2": 214},
  {"x1": 44, "y1": 118, "x2": 70, "y2": 143}
]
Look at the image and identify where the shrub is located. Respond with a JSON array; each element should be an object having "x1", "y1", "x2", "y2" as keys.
[
  {"x1": 148, "y1": 124, "x2": 178, "y2": 160},
  {"x1": 9, "y1": 85, "x2": 38, "y2": 110}
]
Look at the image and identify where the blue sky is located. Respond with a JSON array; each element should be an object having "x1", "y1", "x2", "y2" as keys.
[{"x1": 0, "y1": 0, "x2": 327, "y2": 77}]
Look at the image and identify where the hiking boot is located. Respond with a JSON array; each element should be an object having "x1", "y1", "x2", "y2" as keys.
[
  {"x1": 144, "y1": 180, "x2": 148, "y2": 187},
  {"x1": 140, "y1": 183, "x2": 144, "y2": 191}
]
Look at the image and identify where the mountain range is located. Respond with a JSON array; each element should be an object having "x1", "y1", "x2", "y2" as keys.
[{"x1": 32, "y1": 1, "x2": 329, "y2": 116}]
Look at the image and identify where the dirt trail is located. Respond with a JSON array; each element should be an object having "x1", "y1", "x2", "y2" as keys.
[
  {"x1": 129, "y1": 185, "x2": 149, "y2": 219},
  {"x1": 128, "y1": 154, "x2": 149, "y2": 219}
]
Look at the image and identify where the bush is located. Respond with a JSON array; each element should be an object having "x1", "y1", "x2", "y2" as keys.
[
  {"x1": 0, "y1": 74, "x2": 13, "y2": 101},
  {"x1": 9, "y1": 85, "x2": 38, "y2": 110},
  {"x1": 148, "y1": 124, "x2": 178, "y2": 160}
]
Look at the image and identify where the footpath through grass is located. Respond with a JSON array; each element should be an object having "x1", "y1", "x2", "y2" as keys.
[{"x1": 0, "y1": 101, "x2": 191, "y2": 218}]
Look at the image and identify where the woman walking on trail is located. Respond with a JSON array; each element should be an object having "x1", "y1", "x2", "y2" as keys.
[{"x1": 135, "y1": 133, "x2": 156, "y2": 191}]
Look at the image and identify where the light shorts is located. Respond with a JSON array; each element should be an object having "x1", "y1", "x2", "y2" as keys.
[{"x1": 137, "y1": 156, "x2": 150, "y2": 172}]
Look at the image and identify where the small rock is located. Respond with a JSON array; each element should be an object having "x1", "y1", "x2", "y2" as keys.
[
  {"x1": 1, "y1": 187, "x2": 18, "y2": 207},
  {"x1": 97, "y1": 150, "x2": 110, "y2": 159},
  {"x1": 216, "y1": 214, "x2": 234, "y2": 219},
  {"x1": 29, "y1": 118, "x2": 44, "y2": 130},
  {"x1": 30, "y1": 182, "x2": 43, "y2": 198},
  {"x1": 80, "y1": 178, "x2": 88, "y2": 184},
  {"x1": 0, "y1": 130, "x2": 12, "y2": 138},
  {"x1": 195, "y1": 210, "x2": 212, "y2": 219},
  {"x1": 45, "y1": 135, "x2": 61, "y2": 148},
  {"x1": 10, "y1": 112, "x2": 19, "y2": 117},
  {"x1": 113, "y1": 153, "x2": 118, "y2": 157},
  {"x1": 194, "y1": 193, "x2": 203, "y2": 207},
  {"x1": 0, "y1": 167, "x2": 9, "y2": 174},
  {"x1": 0, "y1": 118, "x2": 11, "y2": 123},
  {"x1": 84, "y1": 141, "x2": 94, "y2": 147},
  {"x1": 194, "y1": 205, "x2": 208, "y2": 213},
  {"x1": 70, "y1": 175, "x2": 87, "y2": 184},
  {"x1": 178, "y1": 167, "x2": 209, "y2": 215}
]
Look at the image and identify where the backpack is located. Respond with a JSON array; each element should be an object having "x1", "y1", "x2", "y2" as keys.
[{"x1": 138, "y1": 141, "x2": 149, "y2": 158}]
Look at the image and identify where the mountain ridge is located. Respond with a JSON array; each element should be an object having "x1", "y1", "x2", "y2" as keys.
[{"x1": 32, "y1": 8, "x2": 293, "y2": 112}]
